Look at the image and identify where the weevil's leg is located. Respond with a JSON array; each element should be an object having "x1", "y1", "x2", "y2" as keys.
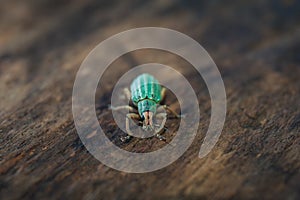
[
  {"x1": 157, "y1": 105, "x2": 182, "y2": 118},
  {"x1": 155, "y1": 113, "x2": 167, "y2": 133},
  {"x1": 153, "y1": 123, "x2": 169, "y2": 134},
  {"x1": 123, "y1": 88, "x2": 131, "y2": 101},
  {"x1": 154, "y1": 113, "x2": 167, "y2": 141},
  {"x1": 121, "y1": 113, "x2": 140, "y2": 142},
  {"x1": 120, "y1": 135, "x2": 132, "y2": 142},
  {"x1": 154, "y1": 113, "x2": 176, "y2": 146},
  {"x1": 155, "y1": 134, "x2": 166, "y2": 141},
  {"x1": 156, "y1": 105, "x2": 165, "y2": 113},
  {"x1": 126, "y1": 113, "x2": 140, "y2": 133},
  {"x1": 109, "y1": 105, "x2": 136, "y2": 112},
  {"x1": 160, "y1": 87, "x2": 167, "y2": 102},
  {"x1": 157, "y1": 105, "x2": 179, "y2": 117},
  {"x1": 158, "y1": 88, "x2": 180, "y2": 117}
]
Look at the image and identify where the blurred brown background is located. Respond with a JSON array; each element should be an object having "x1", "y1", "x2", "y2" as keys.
[{"x1": 0, "y1": 0, "x2": 300, "y2": 199}]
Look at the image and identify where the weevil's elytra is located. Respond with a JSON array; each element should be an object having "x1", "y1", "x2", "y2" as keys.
[
  {"x1": 110, "y1": 73, "x2": 181, "y2": 142},
  {"x1": 131, "y1": 74, "x2": 162, "y2": 105},
  {"x1": 131, "y1": 73, "x2": 161, "y2": 116}
]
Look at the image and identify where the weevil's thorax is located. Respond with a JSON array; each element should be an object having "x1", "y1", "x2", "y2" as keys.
[{"x1": 137, "y1": 99, "x2": 157, "y2": 117}]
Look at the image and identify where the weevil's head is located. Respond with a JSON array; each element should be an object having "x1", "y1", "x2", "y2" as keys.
[{"x1": 138, "y1": 99, "x2": 157, "y2": 132}]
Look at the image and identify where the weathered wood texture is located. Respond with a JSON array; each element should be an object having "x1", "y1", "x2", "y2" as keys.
[{"x1": 1, "y1": 0, "x2": 300, "y2": 199}]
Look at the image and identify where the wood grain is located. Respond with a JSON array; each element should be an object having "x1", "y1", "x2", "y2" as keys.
[{"x1": 0, "y1": 0, "x2": 299, "y2": 199}]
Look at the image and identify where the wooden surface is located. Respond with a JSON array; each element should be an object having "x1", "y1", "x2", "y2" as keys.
[{"x1": 1, "y1": 0, "x2": 300, "y2": 199}]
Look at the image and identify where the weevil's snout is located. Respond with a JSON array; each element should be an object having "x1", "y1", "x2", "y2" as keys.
[{"x1": 142, "y1": 111, "x2": 154, "y2": 132}]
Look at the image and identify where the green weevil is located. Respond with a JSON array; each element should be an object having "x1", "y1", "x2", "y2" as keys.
[{"x1": 110, "y1": 73, "x2": 181, "y2": 142}]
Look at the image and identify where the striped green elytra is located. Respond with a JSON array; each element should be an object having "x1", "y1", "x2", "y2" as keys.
[{"x1": 110, "y1": 73, "x2": 181, "y2": 142}]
